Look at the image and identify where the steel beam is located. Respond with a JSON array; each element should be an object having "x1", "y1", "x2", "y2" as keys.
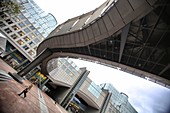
[
  {"x1": 119, "y1": 23, "x2": 130, "y2": 62},
  {"x1": 159, "y1": 63, "x2": 170, "y2": 75}
]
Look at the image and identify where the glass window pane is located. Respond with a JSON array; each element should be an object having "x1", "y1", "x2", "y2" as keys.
[
  {"x1": 28, "y1": 50, "x2": 35, "y2": 55},
  {"x1": 23, "y1": 28, "x2": 31, "y2": 33},
  {"x1": 28, "y1": 41, "x2": 35, "y2": 47},
  {"x1": 66, "y1": 69, "x2": 71, "y2": 74},
  {"x1": 4, "y1": 28, "x2": 12, "y2": 34},
  {"x1": 23, "y1": 36, "x2": 30, "y2": 41},
  {"x1": 17, "y1": 39, "x2": 24, "y2": 45},
  {"x1": 61, "y1": 65, "x2": 66, "y2": 70},
  {"x1": 18, "y1": 31, "x2": 25, "y2": 36},
  {"x1": 34, "y1": 38, "x2": 40, "y2": 44},
  {"x1": 18, "y1": 22, "x2": 25, "y2": 28},
  {"x1": 23, "y1": 45, "x2": 29, "y2": 50},
  {"x1": 11, "y1": 34, "x2": 18, "y2": 39},
  {"x1": 5, "y1": 19, "x2": 13, "y2": 24},
  {"x1": 0, "y1": 22, "x2": 6, "y2": 27},
  {"x1": 24, "y1": 20, "x2": 30, "y2": 25},
  {"x1": 12, "y1": 25, "x2": 19, "y2": 31}
]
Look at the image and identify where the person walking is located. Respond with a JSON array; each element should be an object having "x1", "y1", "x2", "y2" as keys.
[{"x1": 18, "y1": 84, "x2": 33, "y2": 98}]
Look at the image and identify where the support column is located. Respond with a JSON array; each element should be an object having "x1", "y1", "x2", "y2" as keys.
[
  {"x1": 61, "y1": 68, "x2": 90, "y2": 108},
  {"x1": 15, "y1": 59, "x2": 29, "y2": 70},
  {"x1": 27, "y1": 67, "x2": 39, "y2": 80},
  {"x1": 40, "y1": 78, "x2": 50, "y2": 90},
  {"x1": 100, "y1": 90, "x2": 112, "y2": 113},
  {"x1": 119, "y1": 23, "x2": 130, "y2": 62},
  {"x1": 18, "y1": 48, "x2": 52, "y2": 77},
  {"x1": 8, "y1": 48, "x2": 52, "y2": 84}
]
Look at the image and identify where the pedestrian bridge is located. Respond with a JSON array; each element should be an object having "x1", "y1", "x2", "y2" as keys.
[{"x1": 19, "y1": 0, "x2": 170, "y2": 88}]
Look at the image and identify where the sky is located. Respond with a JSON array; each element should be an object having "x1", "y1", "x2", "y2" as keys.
[{"x1": 33, "y1": 0, "x2": 170, "y2": 113}]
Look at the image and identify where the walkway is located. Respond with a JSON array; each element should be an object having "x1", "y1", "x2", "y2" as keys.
[{"x1": 0, "y1": 58, "x2": 68, "y2": 113}]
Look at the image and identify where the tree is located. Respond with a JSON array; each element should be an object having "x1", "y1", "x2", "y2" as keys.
[{"x1": 0, "y1": 0, "x2": 22, "y2": 17}]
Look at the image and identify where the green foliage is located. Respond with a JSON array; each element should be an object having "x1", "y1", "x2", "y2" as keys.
[{"x1": 0, "y1": 0, "x2": 22, "y2": 16}]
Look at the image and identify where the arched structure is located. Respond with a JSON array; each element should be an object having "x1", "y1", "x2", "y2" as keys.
[{"x1": 34, "y1": 0, "x2": 170, "y2": 87}]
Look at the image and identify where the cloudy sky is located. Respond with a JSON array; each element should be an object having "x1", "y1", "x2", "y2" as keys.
[{"x1": 33, "y1": 0, "x2": 170, "y2": 113}]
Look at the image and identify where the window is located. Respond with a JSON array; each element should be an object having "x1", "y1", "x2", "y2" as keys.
[
  {"x1": 18, "y1": 31, "x2": 25, "y2": 36},
  {"x1": 4, "y1": 28, "x2": 12, "y2": 34},
  {"x1": 12, "y1": 17, "x2": 20, "y2": 22},
  {"x1": 88, "y1": 82, "x2": 102, "y2": 98},
  {"x1": 34, "y1": 38, "x2": 40, "y2": 44},
  {"x1": 5, "y1": 19, "x2": 13, "y2": 24},
  {"x1": 12, "y1": 25, "x2": 19, "y2": 30},
  {"x1": 29, "y1": 33, "x2": 35, "y2": 38},
  {"x1": 34, "y1": 30, "x2": 39, "y2": 35},
  {"x1": 0, "y1": 22, "x2": 6, "y2": 27},
  {"x1": 17, "y1": 39, "x2": 24, "y2": 45},
  {"x1": 28, "y1": 50, "x2": 35, "y2": 55},
  {"x1": 18, "y1": 22, "x2": 25, "y2": 28},
  {"x1": 23, "y1": 45, "x2": 29, "y2": 50},
  {"x1": 34, "y1": 47, "x2": 37, "y2": 51},
  {"x1": 23, "y1": 28, "x2": 30, "y2": 33},
  {"x1": 65, "y1": 61, "x2": 70, "y2": 67},
  {"x1": 24, "y1": 20, "x2": 30, "y2": 25},
  {"x1": 69, "y1": 65, "x2": 74, "y2": 71},
  {"x1": 66, "y1": 69, "x2": 71, "y2": 74},
  {"x1": 71, "y1": 62, "x2": 76, "y2": 67},
  {"x1": 72, "y1": 68, "x2": 79, "y2": 75},
  {"x1": 23, "y1": 36, "x2": 30, "y2": 41},
  {"x1": 0, "y1": 13, "x2": 8, "y2": 19},
  {"x1": 11, "y1": 34, "x2": 18, "y2": 39},
  {"x1": 29, "y1": 25, "x2": 35, "y2": 30},
  {"x1": 75, "y1": 66, "x2": 79, "y2": 71},
  {"x1": 61, "y1": 65, "x2": 66, "y2": 70},
  {"x1": 58, "y1": 61, "x2": 62, "y2": 67},
  {"x1": 19, "y1": 14, "x2": 26, "y2": 20},
  {"x1": 28, "y1": 41, "x2": 35, "y2": 47}
]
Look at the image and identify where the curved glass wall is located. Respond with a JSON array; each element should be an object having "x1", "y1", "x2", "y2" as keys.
[{"x1": 20, "y1": 0, "x2": 57, "y2": 38}]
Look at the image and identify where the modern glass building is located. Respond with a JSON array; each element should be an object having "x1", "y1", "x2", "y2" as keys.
[
  {"x1": 100, "y1": 83, "x2": 138, "y2": 113},
  {"x1": 0, "y1": 0, "x2": 57, "y2": 62}
]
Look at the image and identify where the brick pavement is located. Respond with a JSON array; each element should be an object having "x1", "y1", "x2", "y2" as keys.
[{"x1": 0, "y1": 58, "x2": 68, "y2": 113}]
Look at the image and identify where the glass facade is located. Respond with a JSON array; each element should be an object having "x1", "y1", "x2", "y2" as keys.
[
  {"x1": 48, "y1": 58, "x2": 82, "y2": 86},
  {"x1": 100, "y1": 83, "x2": 137, "y2": 113},
  {"x1": 0, "y1": 0, "x2": 57, "y2": 61},
  {"x1": 48, "y1": 58, "x2": 81, "y2": 75},
  {"x1": 19, "y1": 0, "x2": 57, "y2": 38},
  {"x1": 88, "y1": 82, "x2": 102, "y2": 98}
]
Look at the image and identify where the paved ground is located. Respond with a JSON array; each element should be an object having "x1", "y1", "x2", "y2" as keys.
[
  {"x1": 0, "y1": 58, "x2": 68, "y2": 113},
  {"x1": 0, "y1": 59, "x2": 17, "y2": 74}
]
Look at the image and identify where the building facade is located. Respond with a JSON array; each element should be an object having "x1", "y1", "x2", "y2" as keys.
[
  {"x1": 100, "y1": 83, "x2": 138, "y2": 113},
  {"x1": 0, "y1": 0, "x2": 57, "y2": 63},
  {"x1": 43, "y1": 58, "x2": 137, "y2": 113}
]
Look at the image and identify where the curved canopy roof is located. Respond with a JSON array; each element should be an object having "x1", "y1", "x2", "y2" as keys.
[{"x1": 37, "y1": 0, "x2": 170, "y2": 88}]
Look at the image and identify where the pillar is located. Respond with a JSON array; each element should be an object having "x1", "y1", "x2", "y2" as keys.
[
  {"x1": 18, "y1": 48, "x2": 52, "y2": 77},
  {"x1": 61, "y1": 68, "x2": 90, "y2": 108}
]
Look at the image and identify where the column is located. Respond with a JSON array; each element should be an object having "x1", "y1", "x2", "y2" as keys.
[
  {"x1": 61, "y1": 68, "x2": 90, "y2": 108},
  {"x1": 17, "y1": 48, "x2": 52, "y2": 77}
]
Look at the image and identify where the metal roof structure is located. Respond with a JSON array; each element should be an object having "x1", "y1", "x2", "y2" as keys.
[{"x1": 37, "y1": 0, "x2": 170, "y2": 88}]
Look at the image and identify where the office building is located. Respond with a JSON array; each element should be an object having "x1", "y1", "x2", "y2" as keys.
[
  {"x1": 100, "y1": 83, "x2": 138, "y2": 113},
  {"x1": 0, "y1": 0, "x2": 57, "y2": 67},
  {"x1": 42, "y1": 58, "x2": 137, "y2": 113}
]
